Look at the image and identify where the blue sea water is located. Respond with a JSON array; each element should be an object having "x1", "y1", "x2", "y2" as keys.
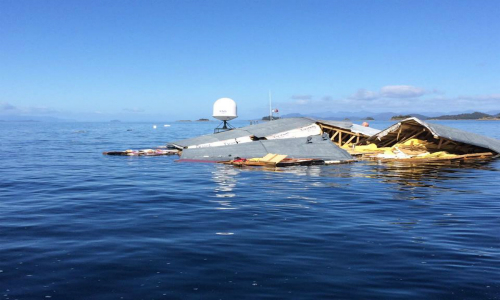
[{"x1": 1, "y1": 120, "x2": 500, "y2": 300}]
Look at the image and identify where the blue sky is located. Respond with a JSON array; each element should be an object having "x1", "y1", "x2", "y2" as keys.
[{"x1": 1, "y1": 0, "x2": 499, "y2": 121}]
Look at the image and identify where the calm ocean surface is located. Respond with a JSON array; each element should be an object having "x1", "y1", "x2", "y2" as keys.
[{"x1": 1, "y1": 120, "x2": 499, "y2": 300}]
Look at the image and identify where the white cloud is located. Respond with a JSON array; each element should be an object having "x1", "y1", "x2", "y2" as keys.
[
  {"x1": 380, "y1": 85, "x2": 426, "y2": 98},
  {"x1": 0, "y1": 102, "x2": 58, "y2": 114},
  {"x1": 295, "y1": 99, "x2": 309, "y2": 105},
  {"x1": 349, "y1": 85, "x2": 427, "y2": 101},
  {"x1": 350, "y1": 89, "x2": 379, "y2": 101},
  {"x1": 25, "y1": 106, "x2": 59, "y2": 114},
  {"x1": 291, "y1": 95, "x2": 313, "y2": 100},
  {"x1": 0, "y1": 102, "x2": 16, "y2": 111},
  {"x1": 457, "y1": 94, "x2": 500, "y2": 101}
]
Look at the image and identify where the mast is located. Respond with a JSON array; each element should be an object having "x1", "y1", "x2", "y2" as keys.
[{"x1": 269, "y1": 90, "x2": 272, "y2": 121}]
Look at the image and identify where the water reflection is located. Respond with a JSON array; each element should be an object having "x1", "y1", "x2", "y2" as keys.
[
  {"x1": 365, "y1": 160, "x2": 498, "y2": 190},
  {"x1": 210, "y1": 164, "x2": 240, "y2": 209},
  {"x1": 216, "y1": 158, "x2": 499, "y2": 195},
  {"x1": 226, "y1": 164, "x2": 328, "y2": 177}
]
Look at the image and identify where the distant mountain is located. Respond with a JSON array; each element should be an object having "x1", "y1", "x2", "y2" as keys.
[
  {"x1": 281, "y1": 113, "x2": 306, "y2": 118},
  {"x1": 281, "y1": 112, "x2": 397, "y2": 121},
  {"x1": 262, "y1": 116, "x2": 281, "y2": 121},
  {"x1": 430, "y1": 112, "x2": 496, "y2": 120},
  {"x1": 0, "y1": 115, "x2": 69, "y2": 122},
  {"x1": 363, "y1": 112, "x2": 395, "y2": 120},
  {"x1": 409, "y1": 114, "x2": 428, "y2": 120},
  {"x1": 486, "y1": 110, "x2": 500, "y2": 116},
  {"x1": 279, "y1": 110, "x2": 496, "y2": 121}
]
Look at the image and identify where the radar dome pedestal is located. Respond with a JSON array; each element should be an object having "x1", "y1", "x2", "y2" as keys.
[{"x1": 213, "y1": 98, "x2": 237, "y2": 133}]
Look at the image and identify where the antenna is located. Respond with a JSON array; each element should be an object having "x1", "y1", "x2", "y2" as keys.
[
  {"x1": 269, "y1": 90, "x2": 272, "y2": 121},
  {"x1": 213, "y1": 98, "x2": 237, "y2": 133}
]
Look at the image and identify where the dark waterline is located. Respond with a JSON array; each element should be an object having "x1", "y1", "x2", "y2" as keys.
[{"x1": 1, "y1": 121, "x2": 500, "y2": 299}]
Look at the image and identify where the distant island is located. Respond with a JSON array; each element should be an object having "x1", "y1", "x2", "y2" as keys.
[
  {"x1": 110, "y1": 119, "x2": 121, "y2": 123},
  {"x1": 280, "y1": 111, "x2": 500, "y2": 121},
  {"x1": 175, "y1": 119, "x2": 212, "y2": 122},
  {"x1": 429, "y1": 112, "x2": 500, "y2": 120},
  {"x1": 391, "y1": 114, "x2": 429, "y2": 120},
  {"x1": 391, "y1": 114, "x2": 412, "y2": 120},
  {"x1": 389, "y1": 111, "x2": 500, "y2": 121}
]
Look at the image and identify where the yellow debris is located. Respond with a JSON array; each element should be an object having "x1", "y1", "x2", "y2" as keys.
[
  {"x1": 383, "y1": 148, "x2": 396, "y2": 156},
  {"x1": 420, "y1": 151, "x2": 457, "y2": 159},
  {"x1": 350, "y1": 138, "x2": 463, "y2": 160},
  {"x1": 351, "y1": 143, "x2": 380, "y2": 152}
]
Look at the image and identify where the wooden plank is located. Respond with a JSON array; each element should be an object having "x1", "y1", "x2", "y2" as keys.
[
  {"x1": 260, "y1": 153, "x2": 277, "y2": 162},
  {"x1": 345, "y1": 135, "x2": 356, "y2": 145},
  {"x1": 381, "y1": 136, "x2": 398, "y2": 147},
  {"x1": 330, "y1": 131, "x2": 339, "y2": 141},
  {"x1": 320, "y1": 125, "x2": 362, "y2": 136},
  {"x1": 441, "y1": 140, "x2": 454, "y2": 147},
  {"x1": 338, "y1": 132, "x2": 342, "y2": 146},
  {"x1": 399, "y1": 129, "x2": 426, "y2": 144},
  {"x1": 437, "y1": 138, "x2": 443, "y2": 149},
  {"x1": 268, "y1": 154, "x2": 288, "y2": 163}
]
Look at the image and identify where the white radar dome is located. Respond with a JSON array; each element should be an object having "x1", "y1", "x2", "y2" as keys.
[{"x1": 213, "y1": 98, "x2": 237, "y2": 121}]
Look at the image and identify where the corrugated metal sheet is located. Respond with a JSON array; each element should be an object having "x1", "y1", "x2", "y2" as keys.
[
  {"x1": 170, "y1": 117, "x2": 381, "y2": 149},
  {"x1": 351, "y1": 124, "x2": 381, "y2": 136},
  {"x1": 316, "y1": 120, "x2": 353, "y2": 130},
  {"x1": 179, "y1": 135, "x2": 354, "y2": 162},
  {"x1": 317, "y1": 120, "x2": 381, "y2": 136},
  {"x1": 369, "y1": 117, "x2": 500, "y2": 154},
  {"x1": 169, "y1": 117, "x2": 317, "y2": 148}
]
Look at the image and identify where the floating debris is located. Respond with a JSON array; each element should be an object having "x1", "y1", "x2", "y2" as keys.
[
  {"x1": 103, "y1": 149, "x2": 179, "y2": 156},
  {"x1": 221, "y1": 153, "x2": 328, "y2": 167},
  {"x1": 104, "y1": 117, "x2": 500, "y2": 165},
  {"x1": 349, "y1": 117, "x2": 500, "y2": 162}
]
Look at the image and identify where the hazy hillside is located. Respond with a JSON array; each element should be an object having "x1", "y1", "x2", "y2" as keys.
[{"x1": 430, "y1": 112, "x2": 495, "y2": 120}]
